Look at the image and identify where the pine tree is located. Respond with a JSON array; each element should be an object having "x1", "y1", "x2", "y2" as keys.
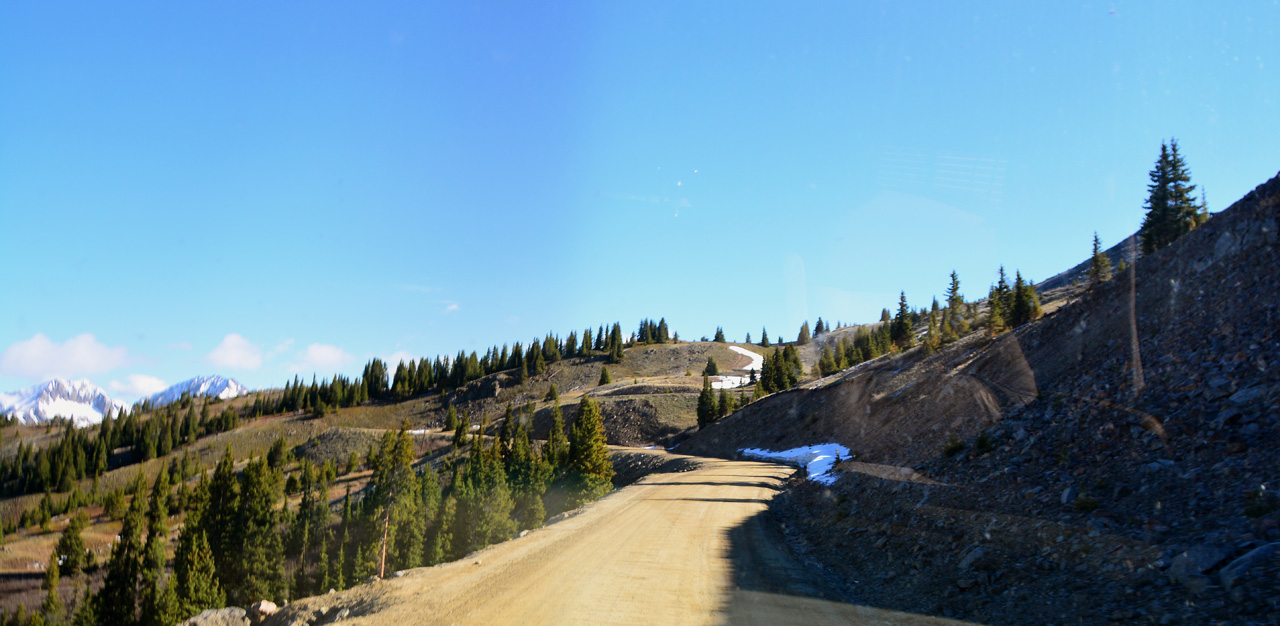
[
  {"x1": 445, "y1": 404, "x2": 459, "y2": 431},
  {"x1": 702, "y1": 357, "x2": 719, "y2": 376},
  {"x1": 202, "y1": 448, "x2": 239, "y2": 586},
  {"x1": 506, "y1": 427, "x2": 549, "y2": 530},
  {"x1": 173, "y1": 523, "x2": 223, "y2": 620},
  {"x1": 605, "y1": 323, "x2": 625, "y2": 364},
  {"x1": 236, "y1": 459, "x2": 284, "y2": 604},
  {"x1": 696, "y1": 376, "x2": 717, "y2": 429},
  {"x1": 141, "y1": 469, "x2": 177, "y2": 626},
  {"x1": 924, "y1": 299, "x2": 941, "y2": 354},
  {"x1": 1140, "y1": 139, "x2": 1202, "y2": 254},
  {"x1": 366, "y1": 429, "x2": 419, "y2": 578},
  {"x1": 817, "y1": 345, "x2": 837, "y2": 376},
  {"x1": 453, "y1": 414, "x2": 469, "y2": 449},
  {"x1": 55, "y1": 511, "x2": 88, "y2": 577},
  {"x1": 97, "y1": 475, "x2": 146, "y2": 625},
  {"x1": 545, "y1": 399, "x2": 569, "y2": 470},
  {"x1": 945, "y1": 270, "x2": 967, "y2": 337},
  {"x1": 42, "y1": 549, "x2": 61, "y2": 620},
  {"x1": 716, "y1": 388, "x2": 734, "y2": 418},
  {"x1": 713, "y1": 327, "x2": 726, "y2": 343},
  {"x1": 1011, "y1": 272, "x2": 1042, "y2": 326},
  {"x1": 424, "y1": 496, "x2": 454, "y2": 566},
  {"x1": 597, "y1": 366, "x2": 611, "y2": 386},
  {"x1": 759, "y1": 328, "x2": 770, "y2": 347},
  {"x1": 567, "y1": 396, "x2": 613, "y2": 506},
  {"x1": 891, "y1": 291, "x2": 914, "y2": 348},
  {"x1": 796, "y1": 321, "x2": 811, "y2": 345},
  {"x1": 1088, "y1": 232, "x2": 1112, "y2": 287},
  {"x1": 986, "y1": 281, "x2": 1007, "y2": 337}
]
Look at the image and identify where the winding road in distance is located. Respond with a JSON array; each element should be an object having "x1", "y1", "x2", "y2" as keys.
[{"x1": 266, "y1": 449, "x2": 975, "y2": 626}]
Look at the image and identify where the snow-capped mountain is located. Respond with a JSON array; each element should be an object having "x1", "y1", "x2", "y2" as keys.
[
  {"x1": 143, "y1": 375, "x2": 249, "y2": 407},
  {"x1": 0, "y1": 378, "x2": 128, "y2": 426}
]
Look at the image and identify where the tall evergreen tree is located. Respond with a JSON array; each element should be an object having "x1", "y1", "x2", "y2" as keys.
[
  {"x1": 1010, "y1": 272, "x2": 1043, "y2": 327},
  {"x1": 696, "y1": 376, "x2": 717, "y2": 429},
  {"x1": 205, "y1": 448, "x2": 239, "y2": 587},
  {"x1": 567, "y1": 396, "x2": 613, "y2": 506},
  {"x1": 545, "y1": 399, "x2": 569, "y2": 470},
  {"x1": 366, "y1": 429, "x2": 419, "y2": 578},
  {"x1": 97, "y1": 475, "x2": 146, "y2": 625},
  {"x1": 173, "y1": 516, "x2": 223, "y2": 621},
  {"x1": 713, "y1": 327, "x2": 726, "y2": 343},
  {"x1": 42, "y1": 549, "x2": 61, "y2": 620},
  {"x1": 1088, "y1": 232, "x2": 1112, "y2": 287},
  {"x1": 796, "y1": 321, "x2": 811, "y2": 345},
  {"x1": 606, "y1": 323, "x2": 625, "y2": 364},
  {"x1": 506, "y1": 427, "x2": 549, "y2": 530},
  {"x1": 141, "y1": 469, "x2": 178, "y2": 626},
  {"x1": 1139, "y1": 139, "x2": 1203, "y2": 254},
  {"x1": 890, "y1": 291, "x2": 914, "y2": 348},
  {"x1": 945, "y1": 270, "x2": 968, "y2": 337},
  {"x1": 759, "y1": 328, "x2": 770, "y2": 347},
  {"x1": 597, "y1": 366, "x2": 611, "y2": 386},
  {"x1": 236, "y1": 459, "x2": 285, "y2": 604},
  {"x1": 55, "y1": 511, "x2": 89, "y2": 577}
]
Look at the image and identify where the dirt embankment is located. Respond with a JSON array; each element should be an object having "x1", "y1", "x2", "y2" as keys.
[{"x1": 690, "y1": 172, "x2": 1280, "y2": 624}]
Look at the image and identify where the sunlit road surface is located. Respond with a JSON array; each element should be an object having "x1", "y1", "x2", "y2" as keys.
[{"x1": 275, "y1": 449, "x2": 978, "y2": 626}]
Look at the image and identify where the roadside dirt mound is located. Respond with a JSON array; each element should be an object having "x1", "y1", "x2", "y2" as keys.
[
  {"x1": 528, "y1": 397, "x2": 691, "y2": 448},
  {"x1": 678, "y1": 330, "x2": 1028, "y2": 467},
  {"x1": 729, "y1": 171, "x2": 1280, "y2": 624}
]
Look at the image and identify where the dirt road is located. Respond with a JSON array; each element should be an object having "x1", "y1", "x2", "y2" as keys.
[{"x1": 268, "y1": 450, "x2": 974, "y2": 625}]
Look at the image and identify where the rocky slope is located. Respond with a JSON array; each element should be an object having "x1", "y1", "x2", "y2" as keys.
[{"x1": 685, "y1": 171, "x2": 1280, "y2": 624}]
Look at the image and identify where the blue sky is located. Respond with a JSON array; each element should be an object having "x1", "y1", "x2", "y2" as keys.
[{"x1": 1, "y1": 2, "x2": 1276, "y2": 399}]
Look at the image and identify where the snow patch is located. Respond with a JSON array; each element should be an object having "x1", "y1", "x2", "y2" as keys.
[
  {"x1": 712, "y1": 346, "x2": 766, "y2": 389},
  {"x1": 740, "y1": 444, "x2": 851, "y2": 484}
]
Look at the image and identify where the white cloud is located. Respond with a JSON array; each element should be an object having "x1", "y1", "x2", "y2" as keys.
[
  {"x1": 0, "y1": 333, "x2": 130, "y2": 380},
  {"x1": 442, "y1": 302, "x2": 460, "y2": 313},
  {"x1": 206, "y1": 334, "x2": 263, "y2": 370},
  {"x1": 288, "y1": 343, "x2": 353, "y2": 374},
  {"x1": 109, "y1": 374, "x2": 169, "y2": 398},
  {"x1": 265, "y1": 339, "x2": 295, "y2": 361}
]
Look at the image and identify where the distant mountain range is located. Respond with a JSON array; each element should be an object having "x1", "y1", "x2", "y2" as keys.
[
  {"x1": 142, "y1": 375, "x2": 249, "y2": 407},
  {"x1": 0, "y1": 378, "x2": 129, "y2": 426},
  {"x1": 0, "y1": 375, "x2": 250, "y2": 426}
]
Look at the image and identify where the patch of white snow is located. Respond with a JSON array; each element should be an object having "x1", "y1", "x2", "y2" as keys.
[
  {"x1": 740, "y1": 444, "x2": 852, "y2": 484},
  {"x1": 711, "y1": 346, "x2": 766, "y2": 389}
]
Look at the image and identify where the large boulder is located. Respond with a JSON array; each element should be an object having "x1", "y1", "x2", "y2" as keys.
[{"x1": 179, "y1": 607, "x2": 250, "y2": 626}]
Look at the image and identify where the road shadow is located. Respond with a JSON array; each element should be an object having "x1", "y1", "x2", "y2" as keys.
[
  {"x1": 640, "y1": 480, "x2": 781, "y2": 489},
  {"x1": 645, "y1": 497, "x2": 772, "y2": 504},
  {"x1": 717, "y1": 507, "x2": 983, "y2": 625}
]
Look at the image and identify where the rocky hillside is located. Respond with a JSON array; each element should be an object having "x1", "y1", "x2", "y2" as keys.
[{"x1": 685, "y1": 171, "x2": 1280, "y2": 624}]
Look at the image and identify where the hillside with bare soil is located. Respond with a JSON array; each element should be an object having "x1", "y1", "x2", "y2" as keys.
[{"x1": 679, "y1": 172, "x2": 1280, "y2": 624}]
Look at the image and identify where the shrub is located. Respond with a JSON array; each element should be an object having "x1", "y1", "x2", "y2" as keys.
[
  {"x1": 1073, "y1": 494, "x2": 1100, "y2": 513},
  {"x1": 943, "y1": 436, "x2": 965, "y2": 458},
  {"x1": 975, "y1": 432, "x2": 994, "y2": 454}
]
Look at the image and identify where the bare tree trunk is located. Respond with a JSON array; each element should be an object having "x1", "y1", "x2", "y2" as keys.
[{"x1": 378, "y1": 508, "x2": 390, "y2": 578}]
